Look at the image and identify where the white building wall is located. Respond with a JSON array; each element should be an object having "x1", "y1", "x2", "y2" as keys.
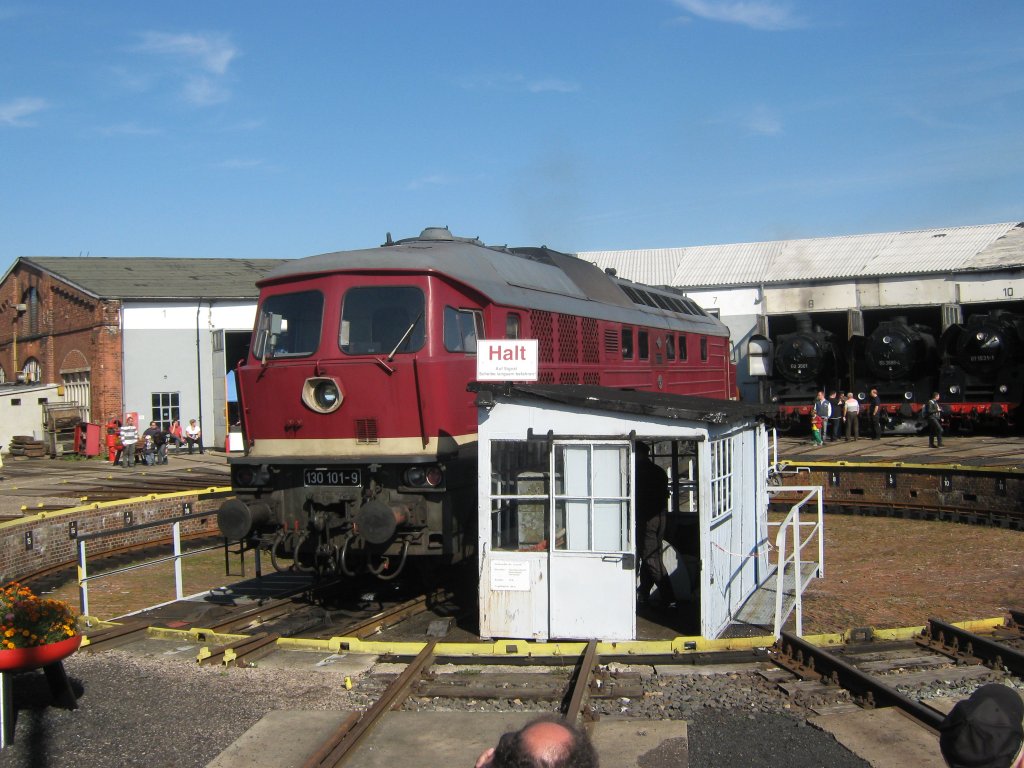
[
  {"x1": 0, "y1": 384, "x2": 62, "y2": 454},
  {"x1": 122, "y1": 301, "x2": 256, "y2": 447}
]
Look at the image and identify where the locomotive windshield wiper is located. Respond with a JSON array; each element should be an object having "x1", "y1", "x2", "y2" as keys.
[{"x1": 387, "y1": 311, "x2": 423, "y2": 362}]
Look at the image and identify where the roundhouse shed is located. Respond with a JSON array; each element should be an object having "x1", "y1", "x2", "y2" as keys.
[
  {"x1": 579, "y1": 221, "x2": 1024, "y2": 430},
  {"x1": 0, "y1": 256, "x2": 285, "y2": 453}
]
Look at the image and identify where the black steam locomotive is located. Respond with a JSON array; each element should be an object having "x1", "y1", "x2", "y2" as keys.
[
  {"x1": 767, "y1": 315, "x2": 842, "y2": 431},
  {"x1": 855, "y1": 318, "x2": 938, "y2": 432},
  {"x1": 938, "y1": 310, "x2": 1024, "y2": 430}
]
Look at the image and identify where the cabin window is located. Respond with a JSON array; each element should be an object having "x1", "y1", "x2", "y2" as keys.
[
  {"x1": 445, "y1": 306, "x2": 483, "y2": 353},
  {"x1": 339, "y1": 286, "x2": 424, "y2": 356},
  {"x1": 665, "y1": 335, "x2": 676, "y2": 361},
  {"x1": 254, "y1": 290, "x2": 324, "y2": 360},
  {"x1": 679, "y1": 334, "x2": 688, "y2": 362},
  {"x1": 638, "y1": 330, "x2": 649, "y2": 361},
  {"x1": 621, "y1": 328, "x2": 633, "y2": 360},
  {"x1": 700, "y1": 336, "x2": 708, "y2": 361},
  {"x1": 506, "y1": 313, "x2": 521, "y2": 339}
]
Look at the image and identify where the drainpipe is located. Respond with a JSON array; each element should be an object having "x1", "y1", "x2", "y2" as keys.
[{"x1": 195, "y1": 300, "x2": 204, "y2": 432}]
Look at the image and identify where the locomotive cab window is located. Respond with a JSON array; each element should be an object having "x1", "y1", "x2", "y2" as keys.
[
  {"x1": 679, "y1": 334, "x2": 688, "y2": 362},
  {"x1": 254, "y1": 290, "x2": 324, "y2": 360},
  {"x1": 638, "y1": 329, "x2": 649, "y2": 361},
  {"x1": 621, "y1": 328, "x2": 634, "y2": 360},
  {"x1": 700, "y1": 336, "x2": 708, "y2": 361},
  {"x1": 445, "y1": 306, "x2": 484, "y2": 353},
  {"x1": 340, "y1": 286, "x2": 425, "y2": 356},
  {"x1": 666, "y1": 334, "x2": 676, "y2": 361},
  {"x1": 506, "y1": 312, "x2": 521, "y2": 339}
]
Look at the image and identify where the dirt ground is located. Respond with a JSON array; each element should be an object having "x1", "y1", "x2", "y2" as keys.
[
  {"x1": 799, "y1": 514, "x2": 1024, "y2": 633},
  {"x1": 39, "y1": 515, "x2": 1024, "y2": 634}
]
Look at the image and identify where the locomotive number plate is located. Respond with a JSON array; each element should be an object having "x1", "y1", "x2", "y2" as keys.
[{"x1": 303, "y1": 467, "x2": 362, "y2": 487}]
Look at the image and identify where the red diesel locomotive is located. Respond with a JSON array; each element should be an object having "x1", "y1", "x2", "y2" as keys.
[{"x1": 218, "y1": 227, "x2": 736, "y2": 582}]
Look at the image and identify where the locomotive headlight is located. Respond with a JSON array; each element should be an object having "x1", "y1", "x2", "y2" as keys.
[
  {"x1": 403, "y1": 465, "x2": 445, "y2": 489},
  {"x1": 903, "y1": 391, "x2": 913, "y2": 400},
  {"x1": 882, "y1": 335, "x2": 893, "y2": 344},
  {"x1": 949, "y1": 385, "x2": 961, "y2": 395},
  {"x1": 999, "y1": 384, "x2": 1009, "y2": 394},
  {"x1": 301, "y1": 377, "x2": 343, "y2": 414}
]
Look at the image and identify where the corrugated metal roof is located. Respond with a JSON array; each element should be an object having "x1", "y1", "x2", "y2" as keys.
[
  {"x1": 578, "y1": 222, "x2": 1024, "y2": 289},
  {"x1": 14, "y1": 257, "x2": 287, "y2": 300}
]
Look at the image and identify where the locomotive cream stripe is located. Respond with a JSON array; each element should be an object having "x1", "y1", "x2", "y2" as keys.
[{"x1": 248, "y1": 433, "x2": 477, "y2": 458}]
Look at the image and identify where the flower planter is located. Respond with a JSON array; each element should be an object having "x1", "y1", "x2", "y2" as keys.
[{"x1": 0, "y1": 634, "x2": 82, "y2": 674}]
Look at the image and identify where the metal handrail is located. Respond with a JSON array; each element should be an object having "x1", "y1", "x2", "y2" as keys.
[
  {"x1": 77, "y1": 518, "x2": 222, "y2": 622},
  {"x1": 766, "y1": 485, "x2": 824, "y2": 638}
]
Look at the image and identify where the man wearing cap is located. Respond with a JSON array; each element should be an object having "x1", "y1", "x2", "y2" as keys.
[{"x1": 941, "y1": 683, "x2": 1024, "y2": 767}]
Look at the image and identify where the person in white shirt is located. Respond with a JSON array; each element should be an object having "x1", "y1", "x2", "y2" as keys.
[{"x1": 184, "y1": 419, "x2": 204, "y2": 455}]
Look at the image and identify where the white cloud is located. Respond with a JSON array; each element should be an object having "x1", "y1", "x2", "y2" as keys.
[
  {"x1": 217, "y1": 158, "x2": 265, "y2": 170},
  {"x1": 746, "y1": 104, "x2": 783, "y2": 135},
  {"x1": 460, "y1": 73, "x2": 581, "y2": 94},
  {"x1": 671, "y1": 0, "x2": 805, "y2": 30},
  {"x1": 405, "y1": 174, "x2": 453, "y2": 191},
  {"x1": 527, "y1": 78, "x2": 580, "y2": 94},
  {"x1": 133, "y1": 31, "x2": 238, "y2": 106},
  {"x1": 0, "y1": 97, "x2": 48, "y2": 126},
  {"x1": 96, "y1": 122, "x2": 162, "y2": 137},
  {"x1": 136, "y1": 31, "x2": 237, "y2": 75}
]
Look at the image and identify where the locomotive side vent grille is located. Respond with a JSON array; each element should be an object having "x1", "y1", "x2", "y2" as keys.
[
  {"x1": 582, "y1": 318, "x2": 599, "y2": 363},
  {"x1": 355, "y1": 418, "x2": 379, "y2": 444},
  {"x1": 603, "y1": 329, "x2": 619, "y2": 355},
  {"x1": 531, "y1": 310, "x2": 554, "y2": 363},
  {"x1": 583, "y1": 372, "x2": 600, "y2": 386},
  {"x1": 559, "y1": 371, "x2": 579, "y2": 385},
  {"x1": 556, "y1": 313, "x2": 579, "y2": 364},
  {"x1": 539, "y1": 370, "x2": 556, "y2": 384}
]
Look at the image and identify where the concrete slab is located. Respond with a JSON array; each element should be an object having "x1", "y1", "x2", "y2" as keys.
[
  {"x1": 590, "y1": 717, "x2": 688, "y2": 767},
  {"x1": 207, "y1": 710, "x2": 691, "y2": 768},
  {"x1": 810, "y1": 707, "x2": 942, "y2": 768},
  {"x1": 254, "y1": 649, "x2": 378, "y2": 676},
  {"x1": 207, "y1": 710, "x2": 355, "y2": 768},
  {"x1": 349, "y1": 711, "x2": 536, "y2": 767}
]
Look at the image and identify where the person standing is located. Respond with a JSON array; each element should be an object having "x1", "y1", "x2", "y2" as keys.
[
  {"x1": 827, "y1": 390, "x2": 843, "y2": 441},
  {"x1": 926, "y1": 391, "x2": 944, "y2": 448},
  {"x1": 844, "y1": 393, "x2": 860, "y2": 440},
  {"x1": 119, "y1": 416, "x2": 139, "y2": 468},
  {"x1": 634, "y1": 442, "x2": 675, "y2": 609},
  {"x1": 869, "y1": 388, "x2": 883, "y2": 440},
  {"x1": 812, "y1": 391, "x2": 830, "y2": 446},
  {"x1": 184, "y1": 419, "x2": 203, "y2": 454}
]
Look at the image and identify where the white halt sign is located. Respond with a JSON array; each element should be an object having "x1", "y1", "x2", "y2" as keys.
[{"x1": 476, "y1": 339, "x2": 539, "y2": 381}]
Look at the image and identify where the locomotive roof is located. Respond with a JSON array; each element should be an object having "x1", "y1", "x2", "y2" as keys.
[
  {"x1": 470, "y1": 382, "x2": 770, "y2": 426},
  {"x1": 260, "y1": 228, "x2": 728, "y2": 335}
]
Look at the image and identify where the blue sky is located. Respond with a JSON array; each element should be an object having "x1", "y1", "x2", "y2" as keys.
[{"x1": 2, "y1": 1, "x2": 1022, "y2": 272}]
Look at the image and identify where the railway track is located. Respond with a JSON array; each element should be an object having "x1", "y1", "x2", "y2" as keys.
[
  {"x1": 767, "y1": 612, "x2": 1024, "y2": 732},
  {"x1": 300, "y1": 639, "x2": 603, "y2": 768}
]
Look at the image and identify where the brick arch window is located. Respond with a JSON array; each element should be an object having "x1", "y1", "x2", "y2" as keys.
[
  {"x1": 60, "y1": 350, "x2": 92, "y2": 419},
  {"x1": 22, "y1": 357, "x2": 41, "y2": 383},
  {"x1": 21, "y1": 286, "x2": 40, "y2": 335}
]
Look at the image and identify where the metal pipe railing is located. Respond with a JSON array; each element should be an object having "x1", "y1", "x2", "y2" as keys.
[{"x1": 766, "y1": 485, "x2": 824, "y2": 637}]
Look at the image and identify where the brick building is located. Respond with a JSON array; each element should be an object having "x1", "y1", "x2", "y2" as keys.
[{"x1": 0, "y1": 257, "x2": 284, "y2": 453}]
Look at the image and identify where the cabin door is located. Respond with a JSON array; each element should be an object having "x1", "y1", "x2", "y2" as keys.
[{"x1": 548, "y1": 440, "x2": 635, "y2": 641}]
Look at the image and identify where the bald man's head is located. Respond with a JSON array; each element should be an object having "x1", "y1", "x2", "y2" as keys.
[{"x1": 487, "y1": 716, "x2": 598, "y2": 768}]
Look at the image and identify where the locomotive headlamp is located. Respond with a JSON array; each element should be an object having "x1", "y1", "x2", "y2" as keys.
[
  {"x1": 403, "y1": 465, "x2": 445, "y2": 489},
  {"x1": 301, "y1": 377, "x2": 343, "y2": 414},
  {"x1": 999, "y1": 384, "x2": 1009, "y2": 394},
  {"x1": 882, "y1": 335, "x2": 892, "y2": 344},
  {"x1": 949, "y1": 384, "x2": 961, "y2": 395},
  {"x1": 903, "y1": 391, "x2": 913, "y2": 400}
]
